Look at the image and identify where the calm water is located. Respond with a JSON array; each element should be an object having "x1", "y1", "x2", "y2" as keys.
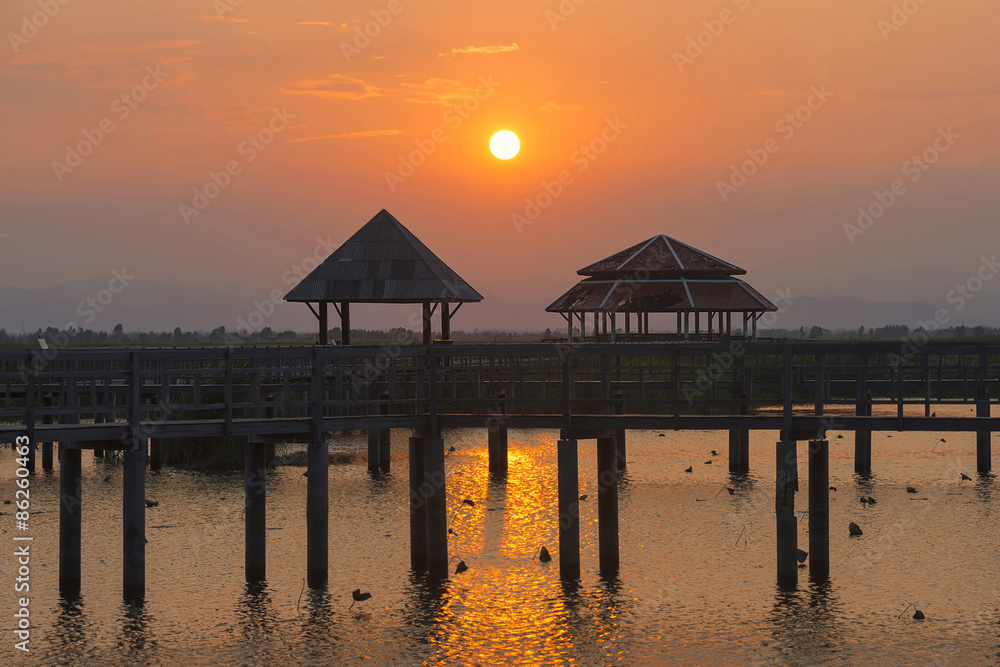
[{"x1": 2, "y1": 406, "x2": 999, "y2": 665}]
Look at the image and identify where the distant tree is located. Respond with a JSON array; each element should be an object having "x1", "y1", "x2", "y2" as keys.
[
  {"x1": 209, "y1": 326, "x2": 227, "y2": 343},
  {"x1": 173, "y1": 326, "x2": 183, "y2": 342},
  {"x1": 112, "y1": 323, "x2": 124, "y2": 341},
  {"x1": 809, "y1": 325, "x2": 823, "y2": 339}
]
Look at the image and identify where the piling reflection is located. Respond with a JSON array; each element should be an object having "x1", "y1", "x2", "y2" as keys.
[
  {"x1": 763, "y1": 580, "x2": 845, "y2": 663},
  {"x1": 234, "y1": 582, "x2": 277, "y2": 664},
  {"x1": 117, "y1": 599, "x2": 154, "y2": 663},
  {"x1": 48, "y1": 596, "x2": 89, "y2": 662}
]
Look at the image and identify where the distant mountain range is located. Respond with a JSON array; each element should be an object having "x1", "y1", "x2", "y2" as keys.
[{"x1": 0, "y1": 280, "x2": 994, "y2": 334}]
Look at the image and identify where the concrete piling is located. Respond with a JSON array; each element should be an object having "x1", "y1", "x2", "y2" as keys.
[
  {"x1": 808, "y1": 439, "x2": 829, "y2": 581},
  {"x1": 597, "y1": 435, "x2": 619, "y2": 579},
  {"x1": 423, "y1": 436, "x2": 449, "y2": 578},
  {"x1": 977, "y1": 390, "x2": 991, "y2": 473},
  {"x1": 306, "y1": 437, "x2": 329, "y2": 588},
  {"x1": 59, "y1": 447, "x2": 82, "y2": 597},
  {"x1": 776, "y1": 439, "x2": 798, "y2": 590},
  {"x1": 488, "y1": 390, "x2": 508, "y2": 476},
  {"x1": 245, "y1": 438, "x2": 267, "y2": 583},
  {"x1": 123, "y1": 439, "x2": 146, "y2": 602},
  {"x1": 557, "y1": 438, "x2": 581, "y2": 581},
  {"x1": 408, "y1": 436, "x2": 428, "y2": 572}
]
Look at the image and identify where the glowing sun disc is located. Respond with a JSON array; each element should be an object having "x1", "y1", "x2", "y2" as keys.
[{"x1": 490, "y1": 130, "x2": 520, "y2": 160}]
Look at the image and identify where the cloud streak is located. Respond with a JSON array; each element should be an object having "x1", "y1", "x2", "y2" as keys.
[
  {"x1": 281, "y1": 74, "x2": 384, "y2": 100},
  {"x1": 290, "y1": 129, "x2": 404, "y2": 143},
  {"x1": 439, "y1": 43, "x2": 519, "y2": 57}
]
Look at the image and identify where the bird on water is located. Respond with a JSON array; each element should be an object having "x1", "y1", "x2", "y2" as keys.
[
  {"x1": 350, "y1": 589, "x2": 372, "y2": 609},
  {"x1": 960, "y1": 473, "x2": 972, "y2": 482}
]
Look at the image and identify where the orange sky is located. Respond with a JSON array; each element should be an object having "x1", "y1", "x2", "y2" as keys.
[{"x1": 1, "y1": 0, "x2": 998, "y2": 329}]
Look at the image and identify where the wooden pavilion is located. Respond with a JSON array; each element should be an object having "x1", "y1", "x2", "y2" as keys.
[
  {"x1": 546, "y1": 234, "x2": 777, "y2": 342},
  {"x1": 283, "y1": 209, "x2": 483, "y2": 345}
]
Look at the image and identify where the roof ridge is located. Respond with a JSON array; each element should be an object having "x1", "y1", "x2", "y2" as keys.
[{"x1": 660, "y1": 235, "x2": 686, "y2": 271}]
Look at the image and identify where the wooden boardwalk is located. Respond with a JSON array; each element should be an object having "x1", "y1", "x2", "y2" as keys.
[{"x1": 2, "y1": 340, "x2": 997, "y2": 599}]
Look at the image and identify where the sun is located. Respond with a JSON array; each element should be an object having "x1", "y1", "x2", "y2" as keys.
[{"x1": 490, "y1": 130, "x2": 520, "y2": 160}]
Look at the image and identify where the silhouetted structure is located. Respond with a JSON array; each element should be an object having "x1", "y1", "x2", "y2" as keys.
[
  {"x1": 546, "y1": 234, "x2": 777, "y2": 341},
  {"x1": 283, "y1": 209, "x2": 482, "y2": 344}
]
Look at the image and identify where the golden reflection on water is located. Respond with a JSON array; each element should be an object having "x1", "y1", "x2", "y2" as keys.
[{"x1": 422, "y1": 431, "x2": 629, "y2": 665}]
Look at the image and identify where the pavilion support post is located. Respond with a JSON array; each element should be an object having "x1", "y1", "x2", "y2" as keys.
[
  {"x1": 644, "y1": 312, "x2": 649, "y2": 334},
  {"x1": 808, "y1": 439, "x2": 830, "y2": 581},
  {"x1": 566, "y1": 314, "x2": 573, "y2": 342},
  {"x1": 488, "y1": 390, "x2": 508, "y2": 476},
  {"x1": 441, "y1": 302, "x2": 450, "y2": 341},
  {"x1": 123, "y1": 437, "x2": 145, "y2": 602},
  {"x1": 408, "y1": 436, "x2": 428, "y2": 572},
  {"x1": 726, "y1": 312, "x2": 732, "y2": 337},
  {"x1": 676, "y1": 312, "x2": 682, "y2": 336},
  {"x1": 340, "y1": 301, "x2": 351, "y2": 346},
  {"x1": 92, "y1": 409, "x2": 103, "y2": 462},
  {"x1": 423, "y1": 436, "x2": 449, "y2": 578},
  {"x1": 695, "y1": 311, "x2": 700, "y2": 336},
  {"x1": 317, "y1": 301, "x2": 328, "y2": 345},
  {"x1": 624, "y1": 312, "x2": 630, "y2": 336},
  {"x1": 557, "y1": 438, "x2": 580, "y2": 581},
  {"x1": 306, "y1": 435, "x2": 329, "y2": 588},
  {"x1": 379, "y1": 389, "x2": 391, "y2": 473},
  {"x1": 977, "y1": 390, "x2": 991, "y2": 473},
  {"x1": 776, "y1": 438, "x2": 798, "y2": 590},
  {"x1": 597, "y1": 435, "x2": 619, "y2": 579},
  {"x1": 613, "y1": 388, "x2": 626, "y2": 469},
  {"x1": 684, "y1": 313, "x2": 690, "y2": 340},
  {"x1": 855, "y1": 385, "x2": 872, "y2": 475},
  {"x1": 422, "y1": 302, "x2": 433, "y2": 347},
  {"x1": 752, "y1": 314, "x2": 757, "y2": 338},
  {"x1": 245, "y1": 437, "x2": 267, "y2": 583},
  {"x1": 59, "y1": 447, "x2": 82, "y2": 597}
]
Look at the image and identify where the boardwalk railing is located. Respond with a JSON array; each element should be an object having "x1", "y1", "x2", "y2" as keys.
[{"x1": 1, "y1": 341, "x2": 998, "y2": 444}]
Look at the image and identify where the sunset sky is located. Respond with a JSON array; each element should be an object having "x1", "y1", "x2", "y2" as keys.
[{"x1": 1, "y1": 0, "x2": 998, "y2": 331}]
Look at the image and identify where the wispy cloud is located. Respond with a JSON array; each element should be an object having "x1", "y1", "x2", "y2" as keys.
[
  {"x1": 401, "y1": 78, "x2": 483, "y2": 106},
  {"x1": 291, "y1": 129, "x2": 404, "y2": 143},
  {"x1": 540, "y1": 101, "x2": 580, "y2": 111},
  {"x1": 198, "y1": 15, "x2": 248, "y2": 24},
  {"x1": 439, "y1": 43, "x2": 519, "y2": 57},
  {"x1": 297, "y1": 21, "x2": 332, "y2": 26},
  {"x1": 281, "y1": 74, "x2": 384, "y2": 100}
]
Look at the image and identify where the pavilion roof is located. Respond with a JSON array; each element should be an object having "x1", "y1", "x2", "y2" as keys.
[
  {"x1": 578, "y1": 234, "x2": 746, "y2": 277},
  {"x1": 283, "y1": 209, "x2": 483, "y2": 303}
]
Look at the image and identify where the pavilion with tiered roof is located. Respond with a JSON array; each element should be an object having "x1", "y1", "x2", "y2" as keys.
[{"x1": 546, "y1": 234, "x2": 777, "y2": 342}]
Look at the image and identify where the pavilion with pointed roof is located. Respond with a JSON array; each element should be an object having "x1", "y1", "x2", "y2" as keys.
[
  {"x1": 284, "y1": 209, "x2": 483, "y2": 345},
  {"x1": 546, "y1": 234, "x2": 777, "y2": 342}
]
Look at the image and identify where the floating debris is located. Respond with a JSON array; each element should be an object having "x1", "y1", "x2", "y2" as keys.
[
  {"x1": 849, "y1": 522, "x2": 863, "y2": 536},
  {"x1": 836, "y1": 435, "x2": 844, "y2": 439},
  {"x1": 462, "y1": 498, "x2": 476, "y2": 507},
  {"x1": 104, "y1": 475, "x2": 112, "y2": 483},
  {"x1": 704, "y1": 460, "x2": 712, "y2": 465},
  {"x1": 578, "y1": 494, "x2": 588, "y2": 501},
  {"x1": 711, "y1": 450, "x2": 719, "y2": 456},
  {"x1": 867, "y1": 496, "x2": 877, "y2": 505},
  {"x1": 658, "y1": 433, "x2": 665, "y2": 437},
  {"x1": 349, "y1": 589, "x2": 372, "y2": 609},
  {"x1": 448, "y1": 446, "x2": 456, "y2": 453},
  {"x1": 829, "y1": 486, "x2": 837, "y2": 492}
]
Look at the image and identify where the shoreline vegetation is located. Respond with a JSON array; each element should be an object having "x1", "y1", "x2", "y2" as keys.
[{"x1": 2, "y1": 322, "x2": 1000, "y2": 349}]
